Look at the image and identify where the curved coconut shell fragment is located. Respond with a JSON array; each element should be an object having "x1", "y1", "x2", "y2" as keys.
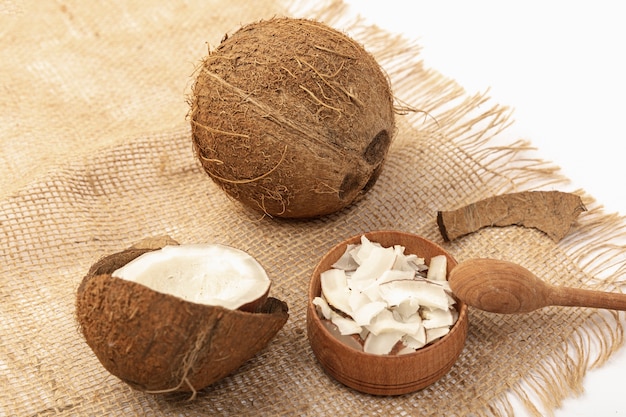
[
  {"x1": 437, "y1": 191, "x2": 586, "y2": 242},
  {"x1": 76, "y1": 244, "x2": 289, "y2": 396}
]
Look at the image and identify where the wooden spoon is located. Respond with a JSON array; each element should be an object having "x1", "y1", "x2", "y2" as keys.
[{"x1": 448, "y1": 258, "x2": 626, "y2": 314}]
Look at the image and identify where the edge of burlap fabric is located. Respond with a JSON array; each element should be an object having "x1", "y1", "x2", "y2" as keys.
[{"x1": 2, "y1": 1, "x2": 626, "y2": 416}]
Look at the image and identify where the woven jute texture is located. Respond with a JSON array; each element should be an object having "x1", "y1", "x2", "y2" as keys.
[{"x1": 2, "y1": 1, "x2": 626, "y2": 416}]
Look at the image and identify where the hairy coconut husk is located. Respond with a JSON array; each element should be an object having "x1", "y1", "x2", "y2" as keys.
[
  {"x1": 76, "y1": 243, "x2": 289, "y2": 396},
  {"x1": 190, "y1": 17, "x2": 395, "y2": 218}
]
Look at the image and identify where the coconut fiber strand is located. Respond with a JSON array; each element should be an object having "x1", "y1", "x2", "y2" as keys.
[{"x1": 2, "y1": 1, "x2": 626, "y2": 416}]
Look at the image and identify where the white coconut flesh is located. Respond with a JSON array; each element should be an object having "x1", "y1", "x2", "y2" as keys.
[
  {"x1": 314, "y1": 236, "x2": 458, "y2": 355},
  {"x1": 111, "y1": 244, "x2": 271, "y2": 310}
]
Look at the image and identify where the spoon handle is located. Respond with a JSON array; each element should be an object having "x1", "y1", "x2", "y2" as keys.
[{"x1": 548, "y1": 285, "x2": 626, "y2": 311}]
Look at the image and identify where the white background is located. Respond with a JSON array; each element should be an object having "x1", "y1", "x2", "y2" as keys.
[{"x1": 343, "y1": 1, "x2": 626, "y2": 416}]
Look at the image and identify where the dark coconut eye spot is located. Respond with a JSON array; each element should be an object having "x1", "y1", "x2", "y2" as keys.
[
  {"x1": 339, "y1": 163, "x2": 384, "y2": 201},
  {"x1": 339, "y1": 173, "x2": 360, "y2": 201},
  {"x1": 360, "y1": 164, "x2": 383, "y2": 195},
  {"x1": 363, "y1": 130, "x2": 390, "y2": 165}
]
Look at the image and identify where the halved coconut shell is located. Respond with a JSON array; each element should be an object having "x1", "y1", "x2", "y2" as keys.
[{"x1": 76, "y1": 239, "x2": 288, "y2": 395}]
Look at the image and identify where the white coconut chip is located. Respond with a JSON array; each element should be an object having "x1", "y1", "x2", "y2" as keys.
[
  {"x1": 364, "y1": 330, "x2": 405, "y2": 355},
  {"x1": 426, "y1": 254, "x2": 448, "y2": 281},
  {"x1": 377, "y1": 269, "x2": 415, "y2": 285},
  {"x1": 396, "y1": 298, "x2": 421, "y2": 320},
  {"x1": 320, "y1": 268, "x2": 352, "y2": 316},
  {"x1": 360, "y1": 280, "x2": 384, "y2": 303},
  {"x1": 378, "y1": 280, "x2": 449, "y2": 311},
  {"x1": 330, "y1": 312, "x2": 362, "y2": 335},
  {"x1": 422, "y1": 308, "x2": 455, "y2": 329},
  {"x1": 312, "y1": 296, "x2": 333, "y2": 320},
  {"x1": 331, "y1": 244, "x2": 359, "y2": 271},
  {"x1": 352, "y1": 301, "x2": 387, "y2": 326},
  {"x1": 349, "y1": 235, "x2": 380, "y2": 265},
  {"x1": 426, "y1": 327, "x2": 451, "y2": 344},
  {"x1": 350, "y1": 244, "x2": 396, "y2": 282},
  {"x1": 348, "y1": 288, "x2": 371, "y2": 313},
  {"x1": 397, "y1": 345, "x2": 419, "y2": 355},
  {"x1": 402, "y1": 327, "x2": 427, "y2": 349},
  {"x1": 366, "y1": 309, "x2": 422, "y2": 337}
]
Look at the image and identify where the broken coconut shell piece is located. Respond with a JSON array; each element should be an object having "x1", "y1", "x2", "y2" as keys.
[
  {"x1": 437, "y1": 191, "x2": 586, "y2": 242},
  {"x1": 76, "y1": 238, "x2": 288, "y2": 398}
]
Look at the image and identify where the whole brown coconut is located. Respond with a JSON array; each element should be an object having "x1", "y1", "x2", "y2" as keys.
[
  {"x1": 190, "y1": 17, "x2": 396, "y2": 218},
  {"x1": 76, "y1": 238, "x2": 288, "y2": 397}
]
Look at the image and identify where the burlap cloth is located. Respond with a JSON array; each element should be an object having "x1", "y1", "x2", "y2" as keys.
[{"x1": 2, "y1": 1, "x2": 626, "y2": 416}]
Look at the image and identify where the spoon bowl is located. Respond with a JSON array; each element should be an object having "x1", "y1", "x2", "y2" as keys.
[{"x1": 449, "y1": 258, "x2": 626, "y2": 314}]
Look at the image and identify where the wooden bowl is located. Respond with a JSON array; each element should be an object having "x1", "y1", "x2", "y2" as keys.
[{"x1": 306, "y1": 230, "x2": 468, "y2": 396}]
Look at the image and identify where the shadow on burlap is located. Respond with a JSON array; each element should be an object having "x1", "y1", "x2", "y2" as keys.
[{"x1": 2, "y1": 1, "x2": 626, "y2": 416}]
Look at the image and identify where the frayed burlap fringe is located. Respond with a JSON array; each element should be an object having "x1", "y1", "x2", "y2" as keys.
[{"x1": 2, "y1": 0, "x2": 626, "y2": 416}]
